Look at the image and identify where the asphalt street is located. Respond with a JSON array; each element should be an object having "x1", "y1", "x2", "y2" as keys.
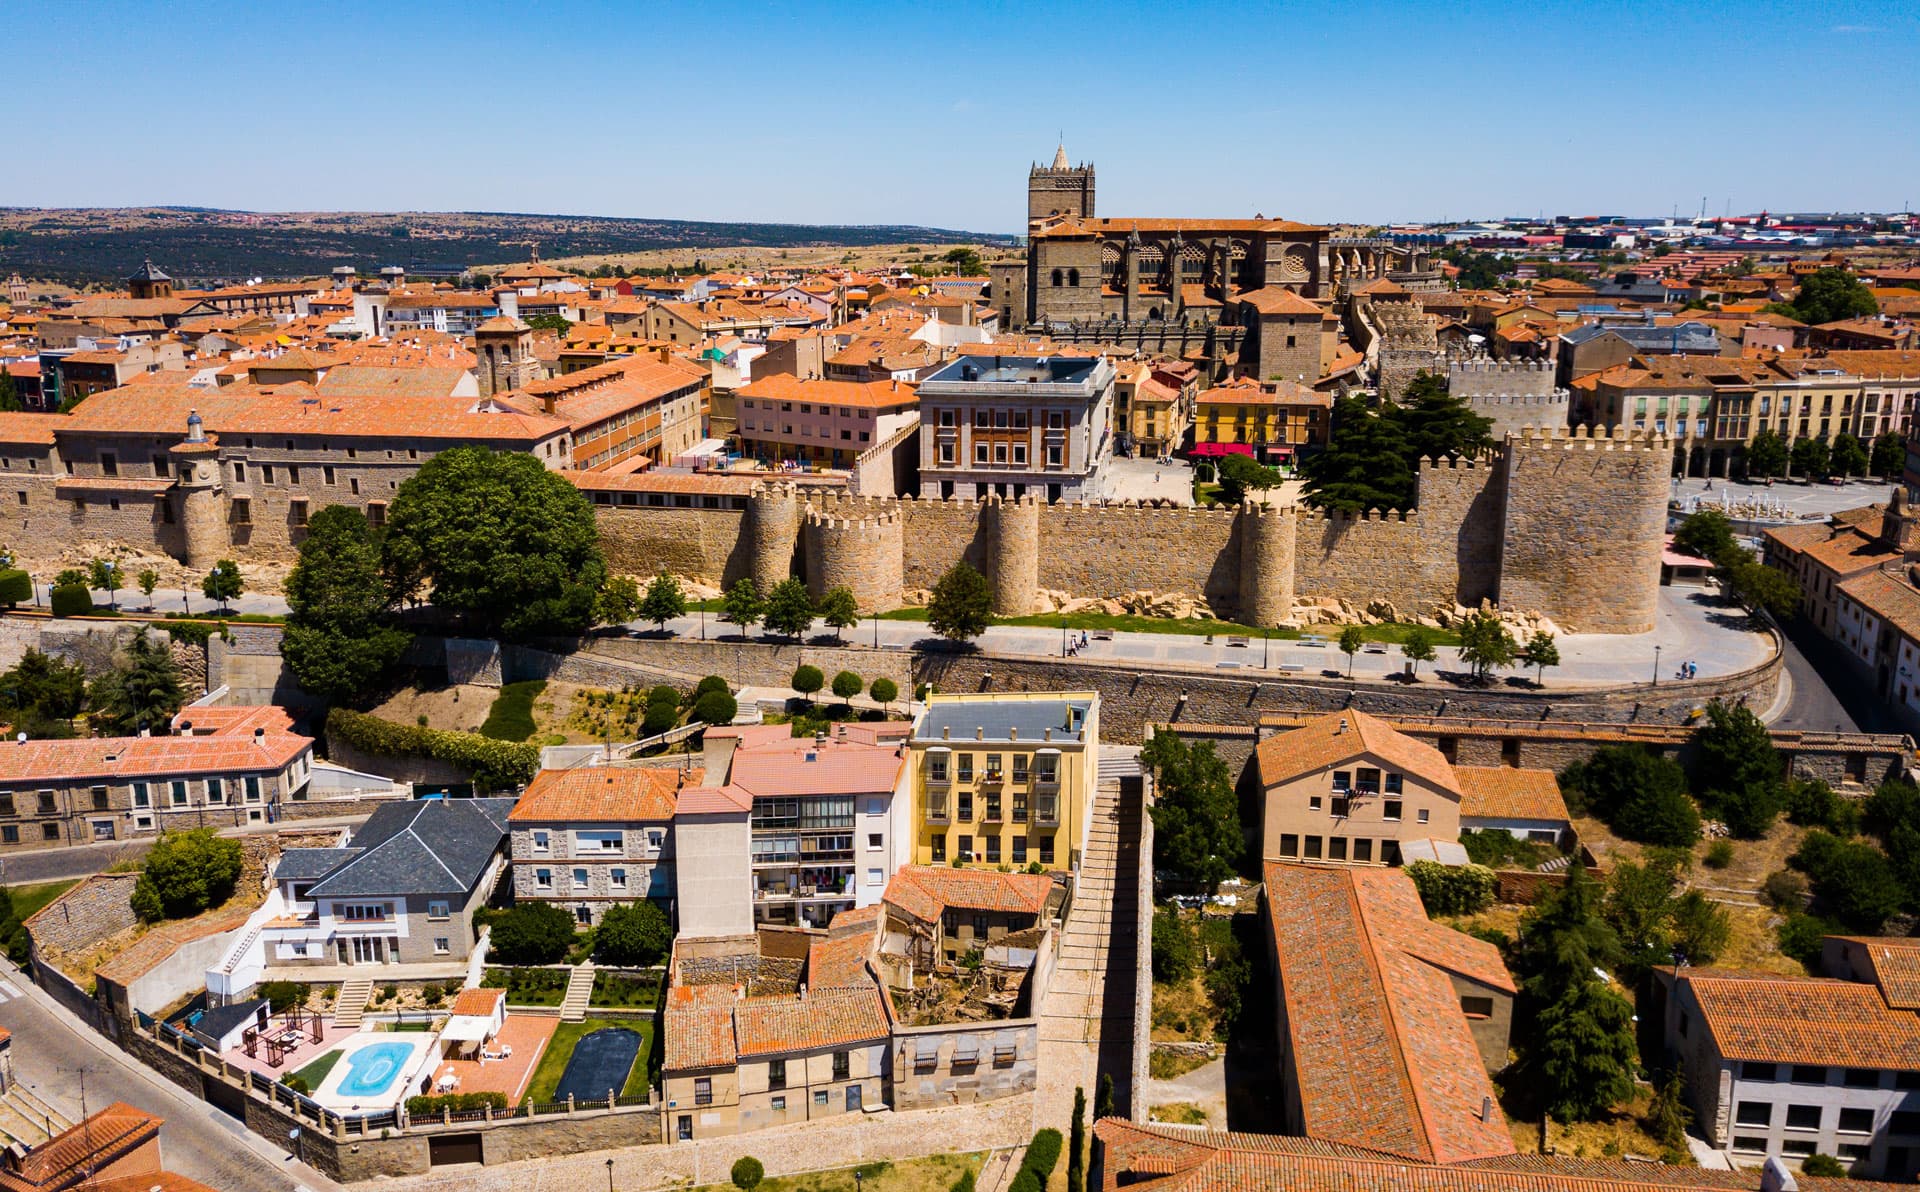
[{"x1": 0, "y1": 957, "x2": 340, "y2": 1192}]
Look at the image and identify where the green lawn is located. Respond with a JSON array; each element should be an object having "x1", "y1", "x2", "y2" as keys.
[
  {"x1": 289, "y1": 1049, "x2": 342, "y2": 1090},
  {"x1": 692, "y1": 1153, "x2": 985, "y2": 1192},
  {"x1": 480, "y1": 680, "x2": 547, "y2": 742},
  {"x1": 521, "y1": 1017, "x2": 653, "y2": 1105},
  {"x1": 876, "y1": 606, "x2": 1460, "y2": 645},
  {"x1": 5, "y1": 880, "x2": 78, "y2": 922}
]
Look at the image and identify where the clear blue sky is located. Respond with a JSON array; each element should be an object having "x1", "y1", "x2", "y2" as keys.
[{"x1": 13, "y1": 0, "x2": 1919, "y2": 232}]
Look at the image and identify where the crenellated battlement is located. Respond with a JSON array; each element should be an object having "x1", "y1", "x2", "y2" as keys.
[{"x1": 1506, "y1": 424, "x2": 1671, "y2": 453}]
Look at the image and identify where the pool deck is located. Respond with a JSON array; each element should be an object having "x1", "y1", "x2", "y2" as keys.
[
  {"x1": 312, "y1": 1033, "x2": 441, "y2": 1113},
  {"x1": 429, "y1": 1015, "x2": 556, "y2": 1104},
  {"x1": 223, "y1": 1019, "x2": 362, "y2": 1081}
]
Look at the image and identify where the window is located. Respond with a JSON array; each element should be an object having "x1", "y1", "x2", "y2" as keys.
[
  {"x1": 0, "y1": 826, "x2": 15, "y2": 845},
  {"x1": 1894, "y1": 1109, "x2": 1920, "y2": 1133},
  {"x1": 166, "y1": 781, "x2": 186, "y2": 807},
  {"x1": 262, "y1": 465, "x2": 275, "y2": 485},
  {"x1": 769, "y1": 1059, "x2": 786, "y2": 1089},
  {"x1": 576, "y1": 907, "x2": 592, "y2": 925},
  {"x1": 1736, "y1": 1102, "x2": 1772, "y2": 1126},
  {"x1": 1012, "y1": 836, "x2": 1027, "y2": 864},
  {"x1": 1742, "y1": 1062, "x2": 1778, "y2": 1082},
  {"x1": 532, "y1": 830, "x2": 550, "y2": 853},
  {"x1": 611, "y1": 868, "x2": 628, "y2": 890},
  {"x1": 1781, "y1": 1139, "x2": 1817, "y2": 1157},
  {"x1": 1038, "y1": 838, "x2": 1054, "y2": 865},
  {"x1": 813, "y1": 1090, "x2": 829, "y2": 1106},
  {"x1": 1332, "y1": 771, "x2": 1351, "y2": 792},
  {"x1": 1308, "y1": 795, "x2": 1322, "y2": 812},
  {"x1": 1353, "y1": 838, "x2": 1373, "y2": 862},
  {"x1": 289, "y1": 498, "x2": 308, "y2": 527},
  {"x1": 205, "y1": 778, "x2": 224, "y2": 804},
  {"x1": 427, "y1": 900, "x2": 450, "y2": 920},
  {"x1": 985, "y1": 836, "x2": 1001, "y2": 863},
  {"x1": 867, "y1": 867, "x2": 882, "y2": 886},
  {"x1": 232, "y1": 462, "x2": 246, "y2": 482},
  {"x1": 130, "y1": 783, "x2": 148, "y2": 809},
  {"x1": 572, "y1": 868, "x2": 589, "y2": 888},
  {"x1": 1382, "y1": 801, "x2": 1402, "y2": 822},
  {"x1": 1843, "y1": 1068, "x2": 1879, "y2": 1088},
  {"x1": 832, "y1": 1051, "x2": 850, "y2": 1081},
  {"x1": 245, "y1": 776, "x2": 262, "y2": 802},
  {"x1": 771, "y1": 1096, "x2": 786, "y2": 1112},
  {"x1": 1303, "y1": 836, "x2": 1322, "y2": 859},
  {"x1": 90, "y1": 785, "x2": 108, "y2": 811},
  {"x1": 535, "y1": 868, "x2": 552, "y2": 889},
  {"x1": 957, "y1": 834, "x2": 973, "y2": 861},
  {"x1": 1460, "y1": 996, "x2": 1494, "y2": 1019},
  {"x1": 340, "y1": 904, "x2": 388, "y2": 921},
  {"x1": 37, "y1": 790, "x2": 56, "y2": 815},
  {"x1": 1838, "y1": 1107, "x2": 1875, "y2": 1134},
  {"x1": 1838, "y1": 1143, "x2": 1871, "y2": 1161},
  {"x1": 1330, "y1": 796, "x2": 1350, "y2": 819},
  {"x1": 957, "y1": 755, "x2": 974, "y2": 782},
  {"x1": 1731, "y1": 1137, "x2": 1768, "y2": 1153},
  {"x1": 931, "y1": 835, "x2": 946, "y2": 862},
  {"x1": 1384, "y1": 773, "x2": 1403, "y2": 794},
  {"x1": 1785, "y1": 1104, "x2": 1822, "y2": 1130},
  {"x1": 867, "y1": 832, "x2": 882, "y2": 849},
  {"x1": 1355, "y1": 767, "x2": 1380, "y2": 794},
  {"x1": 694, "y1": 1077, "x2": 713, "y2": 1106},
  {"x1": 1791, "y1": 1065, "x2": 1827, "y2": 1085},
  {"x1": 1327, "y1": 837, "x2": 1347, "y2": 861},
  {"x1": 1416, "y1": 808, "x2": 1430, "y2": 824},
  {"x1": 433, "y1": 937, "x2": 450, "y2": 955}
]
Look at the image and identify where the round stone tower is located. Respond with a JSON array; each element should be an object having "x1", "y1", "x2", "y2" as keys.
[
  {"x1": 804, "y1": 504, "x2": 904, "y2": 613},
  {"x1": 170, "y1": 410, "x2": 227, "y2": 569},
  {"x1": 983, "y1": 493, "x2": 1040, "y2": 616},
  {"x1": 743, "y1": 482, "x2": 802, "y2": 594},
  {"x1": 1237, "y1": 499, "x2": 1296, "y2": 628}
]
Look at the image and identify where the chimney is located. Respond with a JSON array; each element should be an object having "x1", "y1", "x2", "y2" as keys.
[
  {"x1": 975, "y1": 727, "x2": 984, "y2": 740},
  {"x1": 1760, "y1": 1157, "x2": 1799, "y2": 1192},
  {"x1": 1336, "y1": 717, "x2": 1349, "y2": 735},
  {"x1": 542, "y1": 392, "x2": 556, "y2": 416}
]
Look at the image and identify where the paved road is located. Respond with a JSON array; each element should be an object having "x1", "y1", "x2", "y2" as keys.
[
  {"x1": 0, "y1": 958, "x2": 339, "y2": 1192},
  {"x1": 0, "y1": 812, "x2": 370, "y2": 887},
  {"x1": 1771, "y1": 619, "x2": 1875, "y2": 734}
]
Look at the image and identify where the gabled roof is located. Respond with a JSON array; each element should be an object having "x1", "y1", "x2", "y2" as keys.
[
  {"x1": 1455, "y1": 767, "x2": 1569, "y2": 824},
  {"x1": 304, "y1": 797, "x2": 513, "y2": 899},
  {"x1": 1255, "y1": 710, "x2": 1460, "y2": 797},
  {"x1": 1236, "y1": 286, "x2": 1323, "y2": 316},
  {"x1": 728, "y1": 738, "x2": 904, "y2": 799},
  {"x1": 883, "y1": 865, "x2": 1054, "y2": 924},
  {"x1": 0, "y1": 1102, "x2": 164, "y2": 1192},
  {"x1": 733, "y1": 984, "x2": 890, "y2": 1058},
  {"x1": 1263, "y1": 862, "x2": 1515, "y2": 1165},
  {"x1": 510, "y1": 766, "x2": 697, "y2": 823},
  {"x1": 1674, "y1": 967, "x2": 1920, "y2": 1071}
]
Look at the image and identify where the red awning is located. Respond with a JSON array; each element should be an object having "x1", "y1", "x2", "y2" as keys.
[{"x1": 1189, "y1": 442, "x2": 1254, "y2": 458}]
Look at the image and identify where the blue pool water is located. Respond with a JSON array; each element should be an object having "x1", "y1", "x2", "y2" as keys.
[{"x1": 336, "y1": 1041, "x2": 416, "y2": 1098}]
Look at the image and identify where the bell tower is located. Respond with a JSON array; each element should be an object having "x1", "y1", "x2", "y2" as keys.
[
  {"x1": 1028, "y1": 143, "x2": 1095, "y2": 236},
  {"x1": 473, "y1": 315, "x2": 536, "y2": 396},
  {"x1": 127, "y1": 259, "x2": 173, "y2": 301}
]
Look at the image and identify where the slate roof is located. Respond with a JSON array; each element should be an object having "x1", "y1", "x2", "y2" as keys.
[
  {"x1": 304, "y1": 797, "x2": 513, "y2": 899},
  {"x1": 914, "y1": 697, "x2": 1092, "y2": 744},
  {"x1": 193, "y1": 997, "x2": 268, "y2": 1041},
  {"x1": 1262, "y1": 862, "x2": 1515, "y2": 1165},
  {"x1": 272, "y1": 848, "x2": 353, "y2": 882}
]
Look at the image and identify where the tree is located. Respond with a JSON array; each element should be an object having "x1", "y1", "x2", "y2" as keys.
[
  {"x1": 762, "y1": 577, "x2": 816, "y2": 639},
  {"x1": 0, "y1": 569, "x2": 29, "y2": 608},
  {"x1": 1301, "y1": 396, "x2": 1415, "y2": 512},
  {"x1": 1215, "y1": 453, "x2": 1282, "y2": 505},
  {"x1": 1095, "y1": 1074, "x2": 1115, "y2": 1120},
  {"x1": 1793, "y1": 830, "x2": 1905, "y2": 930},
  {"x1": 869, "y1": 677, "x2": 898, "y2": 710},
  {"x1": 1872, "y1": 430, "x2": 1907, "y2": 477},
  {"x1": 1513, "y1": 865, "x2": 1638, "y2": 1122},
  {"x1": 88, "y1": 630, "x2": 185, "y2": 736},
  {"x1": 1563, "y1": 746, "x2": 1700, "y2": 846},
  {"x1": 1774, "y1": 267, "x2": 1878, "y2": 326},
  {"x1": 1400, "y1": 625, "x2": 1437, "y2": 677},
  {"x1": 594, "y1": 575, "x2": 640, "y2": 627},
  {"x1": 282, "y1": 506, "x2": 412, "y2": 701},
  {"x1": 1644, "y1": 1066, "x2": 1692, "y2": 1155},
  {"x1": 487, "y1": 903, "x2": 576, "y2": 964},
  {"x1": 1526, "y1": 630, "x2": 1559, "y2": 685},
  {"x1": 831, "y1": 670, "x2": 863, "y2": 706},
  {"x1": 691, "y1": 689, "x2": 737, "y2": 724},
  {"x1": 0, "y1": 649, "x2": 86, "y2": 728},
  {"x1": 49, "y1": 584, "x2": 91, "y2": 618},
  {"x1": 730, "y1": 1158, "x2": 765, "y2": 1192},
  {"x1": 0, "y1": 370, "x2": 19, "y2": 413},
  {"x1": 1455, "y1": 610, "x2": 1515, "y2": 680},
  {"x1": 1141, "y1": 731, "x2": 1240, "y2": 890},
  {"x1": 1724, "y1": 559, "x2": 1800, "y2": 621},
  {"x1": 1694, "y1": 701, "x2": 1785, "y2": 838},
  {"x1": 88, "y1": 558, "x2": 121, "y2": 611},
  {"x1": 943, "y1": 247, "x2": 985, "y2": 276},
  {"x1": 1068, "y1": 1086, "x2": 1087, "y2": 1192},
  {"x1": 1830, "y1": 431, "x2": 1869, "y2": 479},
  {"x1": 1605, "y1": 858, "x2": 1684, "y2": 978},
  {"x1": 1744, "y1": 427, "x2": 1788, "y2": 479},
  {"x1": 129, "y1": 829, "x2": 242, "y2": 923},
  {"x1": 1671, "y1": 890, "x2": 1731, "y2": 966},
  {"x1": 136, "y1": 567, "x2": 159, "y2": 610},
  {"x1": 201, "y1": 559, "x2": 245, "y2": 612},
  {"x1": 1337, "y1": 625, "x2": 1364, "y2": 677},
  {"x1": 818, "y1": 586, "x2": 860, "y2": 640},
  {"x1": 1672, "y1": 509, "x2": 1738, "y2": 564},
  {"x1": 720, "y1": 578, "x2": 764, "y2": 636},
  {"x1": 1790, "y1": 435, "x2": 1830, "y2": 479},
  {"x1": 523, "y1": 313, "x2": 573, "y2": 336},
  {"x1": 638, "y1": 573, "x2": 687, "y2": 633},
  {"x1": 1150, "y1": 908, "x2": 1196, "y2": 981},
  {"x1": 927, "y1": 562, "x2": 993, "y2": 644},
  {"x1": 1390, "y1": 372, "x2": 1495, "y2": 465},
  {"x1": 382, "y1": 446, "x2": 606, "y2": 638},
  {"x1": 593, "y1": 900, "x2": 672, "y2": 966},
  {"x1": 791, "y1": 664, "x2": 824, "y2": 703}
]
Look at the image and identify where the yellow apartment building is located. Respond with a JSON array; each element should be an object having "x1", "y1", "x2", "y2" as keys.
[{"x1": 907, "y1": 692, "x2": 1099, "y2": 873}]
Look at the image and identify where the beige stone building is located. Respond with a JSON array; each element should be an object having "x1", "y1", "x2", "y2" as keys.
[{"x1": 506, "y1": 766, "x2": 687, "y2": 927}]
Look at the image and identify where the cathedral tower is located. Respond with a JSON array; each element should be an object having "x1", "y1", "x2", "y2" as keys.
[{"x1": 1028, "y1": 143, "x2": 1095, "y2": 235}]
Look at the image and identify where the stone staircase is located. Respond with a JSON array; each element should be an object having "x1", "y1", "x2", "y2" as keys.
[
  {"x1": 332, "y1": 976, "x2": 375, "y2": 1029},
  {"x1": 0, "y1": 1085, "x2": 70, "y2": 1148},
  {"x1": 560, "y1": 963, "x2": 595, "y2": 1022}
]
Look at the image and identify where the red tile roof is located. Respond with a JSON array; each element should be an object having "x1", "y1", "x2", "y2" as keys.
[
  {"x1": 663, "y1": 983, "x2": 739, "y2": 1069},
  {"x1": 1455, "y1": 767, "x2": 1569, "y2": 824},
  {"x1": 883, "y1": 866, "x2": 1054, "y2": 924},
  {"x1": 0, "y1": 1103, "x2": 163, "y2": 1192},
  {"x1": 1263, "y1": 862, "x2": 1515, "y2": 1165},
  {"x1": 509, "y1": 766, "x2": 699, "y2": 823},
  {"x1": 727, "y1": 738, "x2": 904, "y2": 799},
  {"x1": 450, "y1": 987, "x2": 505, "y2": 1017},
  {"x1": 61, "y1": 385, "x2": 568, "y2": 445},
  {"x1": 1255, "y1": 710, "x2": 1461, "y2": 797},
  {"x1": 0, "y1": 722, "x2": 309, "y2": 784},
  {"x1": 733, "y1": 983, "x2": 889, "y2": 1057},
  {"x1": 1676, "y1": 967, "x2": 1920, "y2": 1071}
]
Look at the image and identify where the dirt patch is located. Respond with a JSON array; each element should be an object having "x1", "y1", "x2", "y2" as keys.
[
  {"x1": 364, "y1": 683, "x2": 497, "y2": 736},
  {"x1": 1505, "y1": 1086, "x2": 1690, "y2": 1164}
]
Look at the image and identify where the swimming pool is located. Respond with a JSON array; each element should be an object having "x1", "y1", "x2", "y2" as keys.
[{"x1": 337, "y1": 1041, "x2": 416, "y2": 1098}]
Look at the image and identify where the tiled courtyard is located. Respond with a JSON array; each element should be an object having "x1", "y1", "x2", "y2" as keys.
[
  {"x1": 429, "y1": 1015, "x2": 556, "y2": 1103},
  {"x1": 222, "y1": 1018, "x2": 362, "y2": 1081}
]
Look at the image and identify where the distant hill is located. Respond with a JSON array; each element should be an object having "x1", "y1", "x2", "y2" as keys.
[{"x1": 0, "y1": 207, "x2": 1016, "y2": 286}]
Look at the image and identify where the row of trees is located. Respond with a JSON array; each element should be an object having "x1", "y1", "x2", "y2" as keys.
[
  {"x1": 716, "y1": 577, "x2": 862, "y2": 640},
  {"x1": 1671, "y1": 508, "x2": 1800, "y2": 622},
  {"x1": 487, "y1": 899, "x2": 672, "y2": 967},
  {"x1": 790, "y1": 665, "x2": 898, "y2": 710},
  {"x1": 1740, "y1": 426, "x2": 1903, "y2": 482}
]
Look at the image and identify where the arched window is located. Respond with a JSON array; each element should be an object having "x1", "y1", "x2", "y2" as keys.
[
  {"x1": 1067, "y1": 268, "x2": 1080, "y2": 288},
  {"x1": 1051, "y1": 269, "x2": 1064, "y2": 288}
]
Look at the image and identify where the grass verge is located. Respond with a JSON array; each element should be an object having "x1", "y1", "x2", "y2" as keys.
[
  {"x1": 521, "y1": 1017, "x2": 653, "y2": 1105},
  {"x1": 875, "y1": 606, "x2": 1459, "y2": 644},
  {"x1": 290, "y1": 1049, "x2": 342, "y2": 1090},
  {"x1": 480, "y1": 680, "x2": 547, "y2": 742},
  {"x1": 5, "y1": 880, "x2": 78, "y2": 922},
  {"x1": 692, "y1": 1153, "x2": 985, "y2": 1192}
]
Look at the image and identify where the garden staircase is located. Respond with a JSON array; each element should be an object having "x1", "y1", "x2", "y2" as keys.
[
  {"x1": 332, "y1": 976, "x2": 374, "y2": 1029},
  {"x1": 560, "y1": 963, "x2": 595, "y2": 1022}
]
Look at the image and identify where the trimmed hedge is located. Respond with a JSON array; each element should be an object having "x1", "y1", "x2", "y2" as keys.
[
  {"x1": 49, "y1": 584, "x2": 93, "y2": 618},
  {"x1": 1404, "y1": 861, "x2": 1497, "y2": 916},
  {"x1": 405, "y1": 1091, "x2": 508, "y2": 1115},
  {"x1": 0, "y1": 569, "x2": 31, "y2": 606},
  {"x1": 1023, "y1": 1128, "x2": 1064, "y2": 1178},
  {"x1": 326, "y1": 707, "x2": 539, "y2": 788}
]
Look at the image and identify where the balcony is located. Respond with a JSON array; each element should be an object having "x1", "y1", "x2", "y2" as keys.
[
  {"x1": 1034, "y1": 799, "x2": 1060, "y2": 827},
  {"x1": 979, "y1": 769, "x2": 1004, "y2": 785},
  {"x1": 926, "y1": 799, "x2": 951, "y2": 825}
]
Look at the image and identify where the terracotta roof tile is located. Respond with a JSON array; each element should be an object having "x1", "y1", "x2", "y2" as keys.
[
  {"x1": 733, "y1": 983, "x2": 889, "y2": 1057},
  {"x1": 728, "y1": 738, "x2": 904, "y2": 798},
  {"x1": 1677, "y1": 967, "x2": 1920, "y2": 1071},
  {"x1": 450, "y1": 987, "x2": 505, "y2": 1017},
  {"x1": 883, "y1": 866, "x2": 1054, "y2": 924},
  {"x1": 0, "y1": 1102, "x2": 163, "y2": 1192},
  {"x1": 1455, "y1": 767, "x2": 1569, "y2": 823},
  {"x1": 1255, "y1": 710, "x2": 1460, "y2": 797},
  {"x1": 509, "y1": 766, "x2": 699, "y2": 823},
  {"x1": 664, "y1": 983, "x2": 738, "y2": 1069}
]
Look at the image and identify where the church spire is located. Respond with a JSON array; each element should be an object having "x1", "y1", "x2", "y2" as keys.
[{"x1": 1052, "y1": 142, "x2": 1069, "y2": 170}]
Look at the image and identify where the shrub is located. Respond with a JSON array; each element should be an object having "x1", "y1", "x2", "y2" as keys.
[
  {"x1": 730, "y1": 1157, "x2": 765, "y2": 1192},
  {"x1": 49, "y1": 584, "x2": 93, "y2": 618},
  {"x1": 404, "y1": 1091, "x2": 509, "y2": 1115},
  {"x1": 1151, "y1": 908, "x2": 1195, "y2": 982},
  {"x1": 869, "y1": 677, "x2": 898, "y2": 707},
  {"x1": 1777, "y1": 911, "x2": 1839, "y2": 967},
  {"x1": 488, "y1": 903, "x2": 577, "y2": 965},
  {"x1": 692, "y1": 690, "x2": 737, "y2": 725},
  {"x1": 281, "y1": 1074, "x2": 310, "y2": 1094},
  {"x1": 951, "y1": 1172, "x2": 976, "y2": 1192},
  {"x1": 1762, "y1": 869, "x2": 1807, "y2": 909},
  {"x1": 0, "y1": 569, "x2": 31, "y2": 606},
  {"x1": 1458, "y1": 828, "x2": 1553, "y2": 870},
  {"x1": 792, "y1": 664, "x2": 825, "y2": 700},
  {"x1": 1562, "y1": 746, "x2": 1701, "y2": 846},
  {"x1": 1784, "y1": 778, "x2": 1858, "y2": 835},
  {"x1": 1023, "y1": 1128, "x2": 1064, "y2": 1179},
  {"x1": 258, "y1": 981, "x2": 311, "y2": 1011},
  {"x1": 695, "y1": 675, "x2": 730, "y2": 698},
  {"x1": 594, "y1": 900, "x2": 672, "y2": 966},
  {"x1": 641, "y1": 699, "x2": 678, "y2": 735},
  {"x1": 1793, "y1": 830, "x2": 1904, "y2": 930},
  {"x1": 380, "y1": 983, "x2": 398, "y2": 1002},
  {"x1": 479, "y1": 680, "x2": 546, "y2": 742},
  {"x1": 326, "y1": 708, "x2": 539, "y2": 789},
  {"x1": 1405, "y1": 861, "x2": 1496, "y2": 916},
  {"x1": 648, "y1": 684, "x2": 680, "y2": 707},
  {"x1": 421, "y1": 983, "x2": 444, "y2": 1006},
  {"x1": 130, "y1": 829, "x2": 243, "y2": 923},
  {"x1": 1703, "y1": 840, "x2": 1735, "y2": 869},
  {"x1": 1801, "y1": 1154, "x2": 1846, "y2": 1178},
  {"x1": 831, "y1": 670, "x2": 863, "y2": 703}
]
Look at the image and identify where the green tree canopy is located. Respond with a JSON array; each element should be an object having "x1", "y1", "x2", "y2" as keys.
[
  {"x1": 89, "y1": 629, "x2": 186, "y2": 736},
  {"x1": 817, "y1": 586, "x2": 860, "y2": 639},
  {"x1": 1790, "y1": 435, "x2": 1830, "y2": 478},
  {"x1": 730, "y1": 1157, "x2": 765, "y2": 1192},
  {"x1": 1337, "y1": 625, "x2": 1364, "y2": 677},
  {"x1": 762, "y1": 577, "x2": 816, "y2": 639},
  {"x1": 130, "y1": 829, "x2": 243, "y2": 923},
  {"x1": 1400, "y1": 625, "x2": 1437, "y2": 675},
  {"x1": 382, "y1": 446, "x2": 606, "y2": 638},
  {"x1": 593, "y1": 575, "x2": 640, "y2": 627},
  {"x1": 1871, "y1": 430, "x2": 1906, "y2": 477},
  {"x1": 1513, "y1": 864, "x2": 1639, "y2": 1122},
  {"x1": 1300, "y1": 395, "x2": 1414, "y2": 512},
  {"x1": 1724, "y1": 558, "x2": 1801, "y2": 622},
  {"x1": 201, "y1": 559, "x2": 245, "y2": 611},
  {"x1": 1455, "y1": 610, "x2": 1516, "y2": 680},
  {"x1": 1693, "y1": 701, "x2": 1785, "y2": 838},
  {"x1": 0, "y1": 649, "x2": 86, "y2": 727},
  {"x1": 1526, "y1": 630, "x2": 1560, "y2": 684},
  {"x1": 1563, "y1": 746, "x2": 1701, "y2": 846},
  {"x1": 638, "y1": 573, "x2": 687, "y2": 631},
  {"x1": 1772, "y1": 268, "x2": 1878, "y2": 326},
  {"x1": 1141, "y1": 731, "x2": 1241, "y2": 890},
  {"x1": 593, "y1": 900, "x2": 672, "y2": 966},
  {"x1": 720, "y1": 578, "x2": 764, "y2": 634},
  {"x1": 1744, "y1": 428, "x2": 1788, "y2": 479},
  {"x1": 487, "y1": 903, "x2": 576, "y2": 964},
  {"x1": 283, "y1": 505, "x2": 412, "y2": 701},
  {"x1": 1672, "y1": 509, "x2": 1739, "y2": 564},
  {"x1": 1215, "y1": 453, "x2": 1283, "y2": 505},
  {"x1": 830, "y1": 669, "x2": 863, "y2": 704},
  {"x1": 1829, "y1": 432, "x2": 1869, "y2": 478},
  {"x1": 1393, "y1": 372, "x2": 1495, "y2": 465},
  {"x1": 869, "y1": 676, "x2": 898, "y2": 707},
  {"x1": 927, "y1": 562, "x2": 993, "y2": 644},
  {"x1": 791, "y1": 664, "x2": 824, "y2": 699}
]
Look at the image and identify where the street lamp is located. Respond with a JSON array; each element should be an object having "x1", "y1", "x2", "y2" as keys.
[
  {"x1": 606, "y1": 1157, "x2": 616, "y2": 1192},
  {"x1": 1652, "y1": 644, "x2": 1661, "y2": 687},
  {"x1": 1062, "y1": 616, "x2": 1069, "y2": 658}
]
